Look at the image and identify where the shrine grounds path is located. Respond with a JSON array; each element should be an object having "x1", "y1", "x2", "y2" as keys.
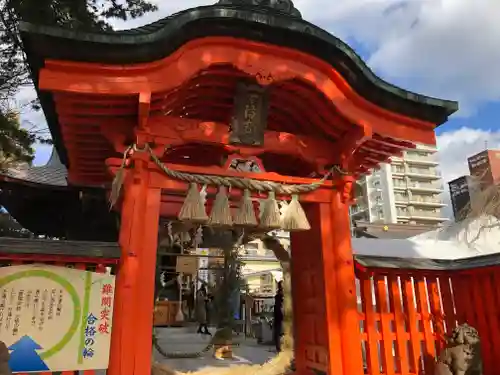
[{"x1": 152, "y1": 326, "x2": 275, "y2": 371}]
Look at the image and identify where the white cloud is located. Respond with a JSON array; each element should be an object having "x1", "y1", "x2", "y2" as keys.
[
  {"x1": 111, "y1": 0, "x2": 500, "y2": 114},
  {"x1": 436, "y1": 127, "x2": 500, "y2": 217},
  {"x1": 15, "y1": 0, "x2": 499, "y2": 168},
  {"x1": 364, "y1": 0, "x2": 500, "y2": 116}
]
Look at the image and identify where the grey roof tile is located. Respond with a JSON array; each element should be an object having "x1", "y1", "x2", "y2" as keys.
[{"x1": 2, "y1": 148, "x2": 68, "y2": 187}]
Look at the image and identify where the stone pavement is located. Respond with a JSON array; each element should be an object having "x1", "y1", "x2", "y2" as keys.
[{"x1": 153, "y1": 326, "x2": 276, "y2": 372}]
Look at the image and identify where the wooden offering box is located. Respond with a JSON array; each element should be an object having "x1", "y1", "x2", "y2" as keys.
[{"x1": 153, "y1": 301, "x2": 181, "y2": 326}]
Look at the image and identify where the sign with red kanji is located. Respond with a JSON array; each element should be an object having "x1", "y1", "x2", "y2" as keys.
[{"x1": 0, "y1": 264, "x2": 115, "y2": 372}]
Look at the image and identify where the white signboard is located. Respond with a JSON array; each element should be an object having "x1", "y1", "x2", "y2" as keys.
[
  {"x1": 0, "y1": 264, "x2": 115, "y2": 372},
  {"x1": 176, "y1": 256, "x2": 198, "y2": 274}
]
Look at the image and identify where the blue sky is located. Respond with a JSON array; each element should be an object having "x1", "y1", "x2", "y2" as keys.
[
  {"x1": 18, "y1": 0, "x2": 500, "y2": 215},
  {"x1": 346, "y1": 35, "x2": 500, "y2": 137},
  {"x1": 441, "y1": 102, "x2": 500, "y2": 135}
]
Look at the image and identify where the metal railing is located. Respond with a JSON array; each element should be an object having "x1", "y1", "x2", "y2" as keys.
[
  {"x1": 410, "y1": 197, "x2": 443, "y2": 205},
  {"x1": 410, "y1": 210, "x2": 443, "y2": 218},
  {"x1": 407, "y1": 168, "x2": 441, "y2": 176},
  {"x1": 407, "y1": 182, "x2": 443, "y2": 190}
]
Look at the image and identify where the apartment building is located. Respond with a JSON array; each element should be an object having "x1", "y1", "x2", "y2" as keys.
[
  {"x1": 446, "y1": 149, "x2": 500, "y2": 222},
  {"x1": 239, "y1": 230, "x2": 289, "y2": 294},
  {"x1": 351, "y1": 145, "x2": 447, "y2": 225}
]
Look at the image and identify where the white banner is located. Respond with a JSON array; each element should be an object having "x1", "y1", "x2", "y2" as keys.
[{"x1": 0, "y1": 264, "x2": 115, "y2": 372}]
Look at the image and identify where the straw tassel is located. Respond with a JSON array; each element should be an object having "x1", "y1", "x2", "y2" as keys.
[
  {"x1": 234, "y1": 189, "x2": 258, "y2": 227},
  {"x1": 208, "y1": 186, "x2": 233, "y2": 227},
  {"x1": 178, "y1": 183, "x2": 208, "y2": 223},
  {"x1": 259, "y1": 191, "x2": 282, "y2": 229},
  {"x1": 281, "y1": 194, "x2": 311, "y2": 231}
]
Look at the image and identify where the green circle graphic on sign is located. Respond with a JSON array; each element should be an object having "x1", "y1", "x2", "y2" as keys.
[{"x1": 0, "y1": 269, "x2": 82, "y2": 360}]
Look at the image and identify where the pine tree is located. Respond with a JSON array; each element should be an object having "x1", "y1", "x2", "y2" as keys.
[
  {"x1": 0, "y1": 108, "x2": 33, "y2": 170},
  {"x1": 0, "y1": 0, "x2": 158, "y2": 167}
]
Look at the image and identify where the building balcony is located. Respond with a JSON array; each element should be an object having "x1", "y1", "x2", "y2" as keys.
[
  {"x1": 406, "y1": 168, "x2": 441, "y2": 179},
  {"x1": 392, "y1": 181, "x2": 407, "y2": 190},
  {"x1": 394, "y1": 200, "x2": 408, "y2": 205},
  {"x1": 391, "y1": 169, "x2": 405, "y2": 176},
  {"x1": 390, "y1": 157, "x2": 404, "y2": 164},
  {"x1": 409, "y1": 210, "x2": 447, "y2": 221},
  {"x1": 409, "y1": 198, "x2": 446, "y2": 207},
  {"x1": 396, "y1": 209, "x2": 410, "y2": 218},
  {"x1": 405, "y1": 155, "x2": 439, "y2": 166},
  {"x1": 394, "y1": 193, "x2": 409, "y2": 203},
  {"x1": 407, "y1": 182, "x2": 444, "y2": 192}
]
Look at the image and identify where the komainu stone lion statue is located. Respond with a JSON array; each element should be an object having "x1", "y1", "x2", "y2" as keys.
[{"x1": 434, "y1": 323, "x2": 482, "y2": 375}]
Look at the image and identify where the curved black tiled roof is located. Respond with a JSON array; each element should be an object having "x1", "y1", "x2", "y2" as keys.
[
  {"x1": 19, "y1": 0, "x2": 458, "y2": 166},
  {"x1": 2, "y1": 148, "x2": 68, "y2": 187}
]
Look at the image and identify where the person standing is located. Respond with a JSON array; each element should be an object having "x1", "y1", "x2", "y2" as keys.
[
  {"x1": 273, "y1": 280, "x2": 284, "y2": 352},
  {"x1": 196, "y1": 284, "x2": 211, "y2": 335}
]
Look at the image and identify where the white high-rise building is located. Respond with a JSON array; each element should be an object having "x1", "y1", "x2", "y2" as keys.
[{"x1": 351, "y1": 144, "x2": 448, "y2": 225}]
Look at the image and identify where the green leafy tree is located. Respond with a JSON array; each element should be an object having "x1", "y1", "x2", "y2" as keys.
[
  {"x1": 209, "y1": 233, "x2": 245, "y2": 353},
  {"x1": 0, "y1": 108, "x2": 33, "y2": 170},
  {"x1": 0, "y1": 0, "x2": 157, "y2": 95},
  {"x1": 0, "y1": 0, "x2": 158, "y2": 166}
]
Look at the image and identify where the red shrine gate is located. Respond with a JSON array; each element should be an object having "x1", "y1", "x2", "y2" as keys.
[{"x1": 18, "y1": 1, "x2": 458, "y2": 375}]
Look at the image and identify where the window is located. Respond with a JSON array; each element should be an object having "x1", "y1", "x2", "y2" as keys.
[
  {"x1": 397, "y1": 207, "x2": 408, "y2": 216},
  {"x1": 394, "y1": 191, "x2": 408, "y2": 201},
  {"x1": 393, "y1": 178, "x2": 405, "y2": 187},
  {"x1": 407, "y1": 151, "x2": 429, "y2": 158},
  {"x1": 244, "y1": 243, "x2": 259, "y2": 256}
]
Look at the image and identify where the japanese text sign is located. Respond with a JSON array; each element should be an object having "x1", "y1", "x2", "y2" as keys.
[
  {"x1": 229, "y1": 82, "x2": 269, "y2": 147},
  {"x1": 0, "y1": 264, "x2": 115, "y2": 372},
  {"x1": 176, "y1": 256, "x2": 198, "y2": 274}
]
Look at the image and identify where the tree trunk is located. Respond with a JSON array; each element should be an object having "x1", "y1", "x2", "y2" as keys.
[{"x1": 213, "y1": 245, "x2": 241, "y2": 359}]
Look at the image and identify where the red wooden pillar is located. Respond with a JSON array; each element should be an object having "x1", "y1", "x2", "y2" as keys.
[
  {"x1": 108, "y1": 158, "x2": 161, "y2": 375},
  {"x1": 291, "y1": 188, "x2": 364, "y2": 375},
  {"x1": 329, "y1": 188, "x2": 364, "y2": 375}
]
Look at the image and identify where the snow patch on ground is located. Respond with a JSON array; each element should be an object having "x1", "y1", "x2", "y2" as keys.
[{"x1": 352, "y1": 216, "x2": 500, "y2": 260}]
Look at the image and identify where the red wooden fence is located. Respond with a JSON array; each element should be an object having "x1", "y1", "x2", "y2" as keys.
[
  {"x1": 2, "y1": 243, "x2": 499, "y2": 375},
  {"x1": 357, "y1": 266, "x2": 500, "y2": 375}
]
